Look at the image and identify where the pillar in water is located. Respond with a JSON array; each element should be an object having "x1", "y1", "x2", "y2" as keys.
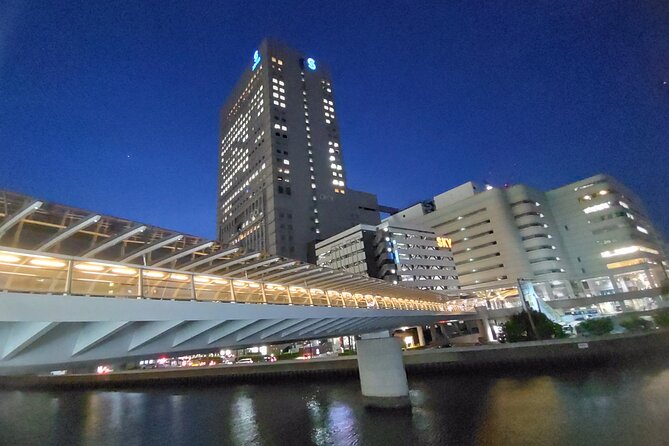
[{"x1": 356, "y1": 331, "x2": 410, "y2": 409}]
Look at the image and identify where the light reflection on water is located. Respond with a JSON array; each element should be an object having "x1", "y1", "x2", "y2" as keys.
[{"x1": 1, "y1": 359, "x2": 668, "y2": 446}]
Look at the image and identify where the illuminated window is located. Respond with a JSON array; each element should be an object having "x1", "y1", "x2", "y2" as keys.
[
  {"x1": 583, "y1": 202, "x2": 611, "y2": 214},
  {"x1": 601, "y1": 246, "x2": 659, "y2": 258},
  {"x1": 606, "y1": 258, "x2": 648, "y2": 269}
]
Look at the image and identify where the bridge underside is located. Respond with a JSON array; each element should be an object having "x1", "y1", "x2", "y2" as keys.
[{"x1": 0, "y1": 292, "x2": 472, "y2": 374}]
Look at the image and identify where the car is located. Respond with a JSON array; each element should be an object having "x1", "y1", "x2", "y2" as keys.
[
  {"x1": 235, "y1": 358, "x2": 254, "y2": 364},
  {"x1": 96, "y1": 365, "x2": 113, "y2": 374},
  {"x1": 261, "y1": 355, "x2": 277, "y2": 363}
]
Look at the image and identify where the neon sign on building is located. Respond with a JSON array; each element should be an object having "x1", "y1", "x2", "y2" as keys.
[
  {"x1": 252, "y1": 50, "x2": 261, "y2": 71},
  {"x1": 436, "y1": 237, "x2": 452, "y2": 249}
]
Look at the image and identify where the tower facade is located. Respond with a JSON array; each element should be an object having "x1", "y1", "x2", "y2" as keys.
[{"x1": 217, "y1": 39, "x2": 379, "y2": 261}]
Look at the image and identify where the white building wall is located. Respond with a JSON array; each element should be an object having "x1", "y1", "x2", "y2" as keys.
[
  {"x1": 547, "y1": 174, "x2": 668, "y2": 296},
  {"x1": 388, "y1": 175, "x2": 668, "y2": 301}
]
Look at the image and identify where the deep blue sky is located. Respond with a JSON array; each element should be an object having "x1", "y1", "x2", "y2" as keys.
[{"x1": 1, "y1": 1, "x2": 667, "y2": 239}]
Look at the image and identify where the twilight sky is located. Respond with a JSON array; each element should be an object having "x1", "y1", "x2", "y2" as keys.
[{"x1": 1, "y1": 0, "x2": 667, "y2": 239}]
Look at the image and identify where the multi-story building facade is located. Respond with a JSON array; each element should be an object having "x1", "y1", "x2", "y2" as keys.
[
  {"x1": 217, "y1": 39, "x2": 380, "y2": 262},
  {"x1": 387, "y1": 175, "x2": 668, "y2": 302},
  {"x1": 386, "y1": 182, "x2": 573, "y2": 300},
  {"x1": 315, "y1": 221, "x2": 460, "y2": 294},
  {"x1": 547, "y1": 174, "x2": 668, "y2": 295},
  {"x1": 315, "y1": 224, "x2": 379, "y2": 277}
]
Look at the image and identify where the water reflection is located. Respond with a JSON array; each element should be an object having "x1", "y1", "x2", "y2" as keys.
[
  {"x1": 0, "y1": 359, "x2": 668, "y2": 446},
  {"x1": 477, "y1": 377, "x2": 566, "y2": 444},
  {"x1": 231, "y1": 390, "x2": 261, "y2": 446}
]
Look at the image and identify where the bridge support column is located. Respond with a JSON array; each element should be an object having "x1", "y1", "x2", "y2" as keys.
[
  {"x1": 475, "y1": 306, "x2": 494, "y2": 343},
  {"x1": 429, "y1": 324, "x2": 440, "y2": 343},
  {"x1": 416, "y1": 325, "x2": 425, "y2": 347},
  {"x1": 356, "y1": 331, "x2": 410, "y2": 409}
]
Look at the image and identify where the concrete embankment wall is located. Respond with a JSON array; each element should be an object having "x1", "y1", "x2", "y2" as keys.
[
  {"x1": 403, "y1": 330, "x2": 669, "y2": 372},
  {"x1": 1, "y1": 331, "x2": 667, "y2": 390}
]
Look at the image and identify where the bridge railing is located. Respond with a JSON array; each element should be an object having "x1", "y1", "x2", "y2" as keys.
[{"x1": 0, "y1": 248, "x2": 475, "y2": 314}]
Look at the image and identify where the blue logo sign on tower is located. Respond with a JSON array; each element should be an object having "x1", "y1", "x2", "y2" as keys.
[
  {"x1": 306, "y1": 58, "x2": 316, "y2": 70},
  {"x1": 252, "y1": 50, "x2": 261, "y2": 71}
]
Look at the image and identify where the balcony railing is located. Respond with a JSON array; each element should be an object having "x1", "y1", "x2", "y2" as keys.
[{"x1": 0, "y1": 247, "x2": 475, "y2": 314}]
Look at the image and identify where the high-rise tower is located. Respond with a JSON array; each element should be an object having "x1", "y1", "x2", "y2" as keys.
[{"x1": 217, "y1": 39, "x2": 380, "y2": 261}]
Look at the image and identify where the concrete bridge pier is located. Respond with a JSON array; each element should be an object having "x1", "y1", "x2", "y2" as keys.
[
  {"x1": 476, "y1": 306, "x2": 495, "y2": 343},
  {"x1": 356, "y1": 330, "x2": 410, "y2": 409}
]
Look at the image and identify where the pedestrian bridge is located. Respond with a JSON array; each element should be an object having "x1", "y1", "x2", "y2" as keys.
[
  {"x1": 0, "y1": 247, "x2": 475, "y2": 373},
  {"x1": 0, "y1": 189, "x2": 476, "y2": 373}
]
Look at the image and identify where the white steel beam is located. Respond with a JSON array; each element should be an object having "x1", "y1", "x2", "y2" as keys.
[
  {"x1": 281, "y1": 268, "x2": 325, "y2": 283},
  {"x1": 235, "y1": 319, "x2": 284, "y2": 342},
  {"x1": 121, "y1": 234, "x2": 183, "y2": 263},
  {"x1": 208, "y1": 319, "x2": 259, "y2": 344},
  {"x1": 280, "y1": 318, "x2": 328, "y2": 338},
  {"x1": 152, "y1": 241, "x2": 215, "y2": 267},
  {"x1": 287, "y1": 270, "x2": 334, "y2": 286},
  {"x1": 298, "y1": 318, "x2": 339, "y2": 336},
  {"x1": 179, "y1": 247, "x2": 240, "y2": 271},
  {"x1": 259, "y1": 319, "x2": 307, "y2": 340},
  {"x1": 172, "y1": 321, "x2": 223, "y2": 347},
  {"x1": 72, "y1": 321, "x2": 131, "y2": 356},
  {"x1": 1, "y1": 322, "x2": 58, "y2": 360},
  {"x1": 318, "y1": 317, "x2": 369, "y2": 334},
  {"x1": 261, "y1": 264, "x2": 311, "y2": 281},
  {"x1": 128, "y1": 321, "x2": 184, "y2": 351},
  {"x1": 36, "y1": 214, "x2": 102, "y2": 252},
  {"x1": 201, "y1": 252, "x2": 262, "y2": 274},
  {"x1": 225, "y1": 257, "x2": 282, "y2": 277},
  {"x1": 246, "y1": 260, "x2": 296, "y2": 279},
  {"x1": 0, "y1": 200, "x2": 43, "y2": 239},
  {"x1": 82, "y1": 225, "x2": 147, "y2": 258}
]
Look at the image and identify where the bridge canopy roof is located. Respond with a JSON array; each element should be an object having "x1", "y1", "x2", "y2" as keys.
[{"x1": 0, "y1": 189, "x2": 461, "y2": 303}]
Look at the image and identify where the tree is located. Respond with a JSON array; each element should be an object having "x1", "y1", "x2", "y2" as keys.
[
  {"x1": 654, "y1": 308, "x2": 669, "y2": 328},
  {"x1": 503, "y1": 310, "x2": 566, "y2": 342},
  {"x1": 578, "y1": 318, "x2": 614, "y2": 336}
]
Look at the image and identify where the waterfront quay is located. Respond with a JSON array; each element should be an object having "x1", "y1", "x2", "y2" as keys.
[{"x1": 3, "y1": 330, "x2": 666, "y2": 390}]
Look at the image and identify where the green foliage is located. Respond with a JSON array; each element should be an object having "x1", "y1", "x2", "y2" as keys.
[
  {"x1": 620, "y1": 317, "x2": 654, "y2": 331},
  {"x1": 653, "y1": 308, "x2": 669, "y2": 328},
  {"x1": 338, "y1": 350, "x2": 357, "y2": 356},
  {"x1": 276, "y1": 352, "x2": 302, "y2": 360},
  {"x1": 578, "y1": 317, "x2": 614, "y2": 336},
  {"x1": 660, "y1": 280, "x2": 669, "y2": 296},
  {"x1": 503, "y1": 310, "x2": 566, "y2": 342}
]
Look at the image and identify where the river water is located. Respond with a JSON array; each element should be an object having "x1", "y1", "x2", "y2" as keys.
[{"x1": 1, "y1": 358, "x2": 668, "y2": 446}]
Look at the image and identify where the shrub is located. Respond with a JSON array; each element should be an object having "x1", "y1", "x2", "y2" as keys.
[
  {"x1": 503, "y1": 310, "x2": 566, "y2": 342},
  {"x1": 339, "y1": 350, "x2": 357, "y2": 356},
  {"x1": 653, "y1": 308, "x2": 669, "y2": 328},
  {"x1": 578, "y1": 317, "x2": 614, "y2": 336},
  {"x1": 276, "y1": 352, "x2": 302, "y2": 360},
  {"x1": 620, "y1": 317, "x2": 654, "y2": 331}
]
